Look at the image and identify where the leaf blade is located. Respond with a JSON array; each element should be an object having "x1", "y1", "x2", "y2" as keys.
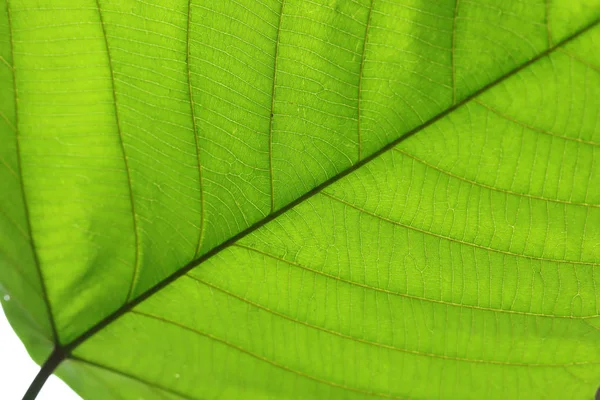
[
  {"x1": 70, "y1": 21, "x2": 600, "y2": 400},
  {"x1": 2, "y1": 1, "x2": 600, "y2": 399}
]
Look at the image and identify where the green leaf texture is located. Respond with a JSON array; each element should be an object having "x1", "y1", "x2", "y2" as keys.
[{"x1": 1, "y1": 0, "x2": 600, "y2": 399}]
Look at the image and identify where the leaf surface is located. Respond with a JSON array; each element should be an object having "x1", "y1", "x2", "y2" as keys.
[{"x1": 1, "y1": 0, "x2": 600, "y2": 399}]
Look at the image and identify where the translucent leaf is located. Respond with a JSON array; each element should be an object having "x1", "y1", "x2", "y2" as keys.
[{"x1": 1, "y1": 0, "x2": 599, "y2": 399}]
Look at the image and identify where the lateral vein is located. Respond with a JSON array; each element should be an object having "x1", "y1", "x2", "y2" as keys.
[{"x1": 95, "y1": 0, "x2": 141, "y2": 302}]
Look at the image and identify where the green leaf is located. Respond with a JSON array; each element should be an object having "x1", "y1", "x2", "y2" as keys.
[{"x1": 2, "y1": 0, "x2": 600, "y2": 399}]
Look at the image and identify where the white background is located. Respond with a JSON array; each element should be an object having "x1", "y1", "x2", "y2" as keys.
[{"x1": 0, "y1": 302, "x2": 80, "y2": 399}]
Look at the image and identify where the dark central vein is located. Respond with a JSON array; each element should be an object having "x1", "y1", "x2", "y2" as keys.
[{"x1": 25, "y1": 15, "x2": 600, "y2": 399}]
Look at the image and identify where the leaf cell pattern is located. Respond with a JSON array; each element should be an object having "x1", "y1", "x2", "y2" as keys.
[{"x1": 1, "y1": 0, "x2": 600, "y2": 399}]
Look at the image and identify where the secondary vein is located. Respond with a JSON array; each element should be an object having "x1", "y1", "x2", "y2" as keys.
[
  {"x1": 357, "y1": 0, "x2": 375, "y2": 161},
  {"x1": 186, "y1": 0, "x2": 206, "y2": 257},
  {"x1": 268, "y1": 0, "x2": 286, "y2": 213},
  {"x1": 37, "y1": 16, "x2": 600, "y2": 382},
  {"x1": 5, "y1": 0, "x2": 59, "y2": 344},
  {"x1": 95, "y1": 0, "x2": 141, "y2": 302}
]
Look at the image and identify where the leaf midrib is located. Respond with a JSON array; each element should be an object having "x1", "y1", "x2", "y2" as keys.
[
  {"x1": 19, "y1": 9, "x2": 600, "y2": 395},
  {"x1": 62, "y1": 17, "x2": 600, "y2": 353}
]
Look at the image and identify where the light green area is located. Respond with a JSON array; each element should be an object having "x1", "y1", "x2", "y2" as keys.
[
  {"x1": 1, "y1": 0, "x2": 600, "y2": 399},
  {"x1": 56, "y1": 359, "x2": 184, "y2": 400},
  {"x1": 0, "y1": 0, "x2": 54, "y2": 364}
]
